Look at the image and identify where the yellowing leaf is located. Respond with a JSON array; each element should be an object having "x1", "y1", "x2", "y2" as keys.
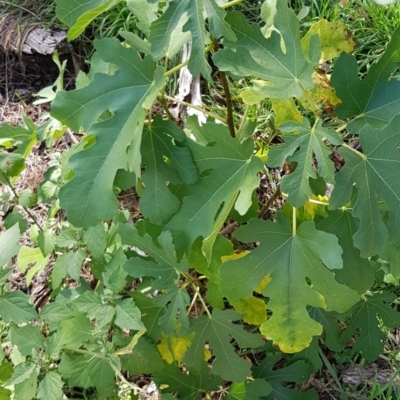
[
  {"x1": 255, "y1": 275, "x2": 272, "y2": 294},
  {"x1": 157, "y1": 333, "x2": 193, "y2": 364},
  {"x1": 301, "y1": 19, "x2": 357, "y2": 61},
  {"x1": 230, "y1": 297, "x2": 267, "y2": 325},
  {"x1": 271, "y1": 98, "x2": 303, "y2": 127},
  {"x1": 221, "y1": 251, "x2": 250, "y2": 263},
  {"x1": 301, "y1": 69, "x2": 341, "y2": 113},
  {"x1": 303, "y1": 195, "x2": 329, "y2": 221}
]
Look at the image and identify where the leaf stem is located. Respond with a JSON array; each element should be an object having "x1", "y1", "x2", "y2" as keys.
[
  {"x1": 222, "y1": 0, "x2": 246, "y2": 9},
  {"x1": 164, "y1": 95, "x2": 227, "y2": 123},
  {"x1": 292, "y1": 206, "x2": 297, "y2": 236},
  {"x1": 280, "y1": 192, "x2": 330, "y2": 206},
  {"x1": 114, "y1": 329, "x2": 146, "y2": 355},
  {"x1": 341, "y1": 142, "x2": 367, "y2": 160},
  {"x1": 164, "y1": 60, "x2": 188, "y2": 78},
  {"x1": 157, "y1": 96, "x2": 174, "y2": 120},
  {"x1": 159, "y1": 56, "x2": 169, "y2": 101},
  {"x1": 258, "y1": 185, "x2": 281, "y2": 219},
  {"x1": 63, "y1": 347, "x2": 144, "y2": 394},
  {"x1": 186, "y1": 290, "x2": 199, "y2": 316},
  {"x1": 237, "y1": 105, "x2": 251, "y2": 139},
  {"x1": 192, "y1": 283, "x2": 212, "y2": 318},
  {"x1": 164, "y1": 44, "x2": 214, "y2": 78},
  {"x1": 1, "y1": 173, "x2": 43, "y2": 232}
]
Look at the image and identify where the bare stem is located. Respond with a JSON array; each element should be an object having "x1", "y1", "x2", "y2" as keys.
[
  {"x1": 157, "y1": 96, "x2": 174, "y2": 120},
  {"x1": 1, "y1": 173, "x2": 43, "y2": 232},
  {"x1": 258, "y1": 185, "x2": 281, "y2": 219},
  {"x1": 292, "y1": 206, "x2": 297, "y2": 236},
  {"x1": 237, "y1": 105, "x2": 251, "y2": 139},
  {"x1": 192, "y1": 284, "x2": 212, "y2": 318},
  {"x1": 164, "y1": 95, "x2": 227, "y2": 123}
]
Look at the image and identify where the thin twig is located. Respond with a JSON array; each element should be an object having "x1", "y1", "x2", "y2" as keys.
[
  {"x1": 237, "y1": 105, "x2": 251, "y2": 139},
  {"x1": 220, "y1": 221, "x2": 239, "y2": 236},
  {"x1": 164, "y1": 95, "x2": 227, "y2": 123},
  {"x1": 192, "y1": 284, "x2": 212, "y2": 318},
  {"x1": 157, "y1": 96, "x2": 174, "y2": 120},
  {"x1": 2, "y1": 173, "x2": 43, "y2": 231},
  {"x1": 258, "y1": 185, "x2": 281, "y2": 219},
  {"x1": 222, "y1": 0, "x2": 246, "y2": 9}
]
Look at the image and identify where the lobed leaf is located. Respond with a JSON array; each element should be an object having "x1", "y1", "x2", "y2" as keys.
[
  {"x1": 213, "y1": 2, "x2": 320, "y2": 100},
  {"x1": 329, "y1": 117, "x2": 400, "y2": 257},
  {"x1": 332, "y1": 25, "x2": 400, "y2": 132},
  {"x1": 220, "y1": 214, "x2": 359, "y2": 353},
  {"x1": 51, "y1": 38, "x2": 164, "y2": 227}
]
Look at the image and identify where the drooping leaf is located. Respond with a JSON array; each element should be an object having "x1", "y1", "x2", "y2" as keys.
[
  {"x1": 301, "y1": 19, "x2": 356, "y2": 61},
  {"x1": 149, "y1": 0, "x2": 235, "y2": 81},
  {"x1": 153, "y1": 287, "x2": 190, "y2": 334},
  {"x1": 230, "y1": 297, "x2": 267, "y2": 325},
  {"x1": 59, "y1": 353, "x2": 92, "y2": 389},
  {"x1": 9, "y1": 325, "x2": 44, "y2": 356},
  {"x1": 253, "y1": 353, "x2": 318, "y2": 400},
  {"x1": 72, "y1": 291, "x2": 115, "y2": 328},
  {"x1": 300, "y1": 69, "x2": 341, "y2": 113},
  {"x1": 329, "y1": 117, "x2": 400, "y2": 257},
  {"x1": 318, "y1": 210, "x2": 374, "y2": 293},
  {"x1": 120, "y1": 224, "x2": 188, "y2": 289},
  {"x1": 58, "y1": 312, "x2": 93, "y2": 349},
  {"x1": 51, "y1": 38, "x2": 164, "y2": 227},
  {"x1": 226, "y1": 379, "x2": 272, "y2": 400},
  {"x1": 189, "y1": 235, "x2": 233, "y2": 309},
  {"x1": 153, "y1": 362, "x2": 222, "y2": 400},
  {"x1": 121, "y1": 337, "x2": 166, "y2": 374},
  {"x1": 268, "y1": 118, "x2": 342, "y2": 207},
  {"x1": 166, "y1": 118, "x2": 263, "y2": 255},
  {"x1": 50, "y1": 249, "x2": 87, "y2": 289},
  {"x1": 83, "y1": 224, "x2": 108, "y2": 258},
  {"x1": 36, "y1": 372, "x2": 64, "y2": 400},
  {"x1": 340, "y1": 293, "x2": 400, "y2": 362},
  {"x1": 126, "y1": 0, "x2": 159, "y2": 36},
  {"x1": 157, "y1": 332, "x2": 193, "y2": 364},
  {"x1": 309, "y1": 308, "x2": 343, "y2": 352},
  {"x1": 55, "y1": 0, "x2": 123, "y2": 41},
  {"x1": 332, "y1": 25, "x2": 400, "y2": 132},
  {"x1": 129, "y1": 292, "x2": 165, "y2": 341},
  {"x1": 102, "y1": 247, "x2": 128, "y2": 293},
  {"x1": 213, "y1": 2, "x2": 320, "y2": 100},
  {"x1": 17, "y1": 246, "x2": 50, "y2": 286},
  {"x1": 0, "y1": 114, "x2": 36, "y2": 182},
  {"x1": 0, "y1": 224, "x2": 21, "y2": 268},
  {"x1": 114, "y1": 298, "x2": 145, "y2": 331},
  {"x1": 184, "y1": 310, "x2": 264, "y2": 382},
  {"x1": 7, "y1": 363, "x2": 38, "y2": 400},
  {"x1": 140, "y1": 116, "x2": 197, "y2": 225},
  {"x1": 61, "y1": 351, "x2": 120, "y2": 397},
  {"x1": 220, "y1": 214, "x2": 359, "y2": 353},
  {"x1": 0, "y1": 292, "x2": 37, "y2": 324},
  {"x1": 18, "y1": 189, "x2": 38, "y2": 208},
  {"x1": 37, "y1": 229, "x2": 56, "y2": 257},
  {"x1": 40, "y1": 301, "x2": 73, "y2": 332},
  {"x1": 271, "y1": 98, "x2": 303, "y2": 126}
]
